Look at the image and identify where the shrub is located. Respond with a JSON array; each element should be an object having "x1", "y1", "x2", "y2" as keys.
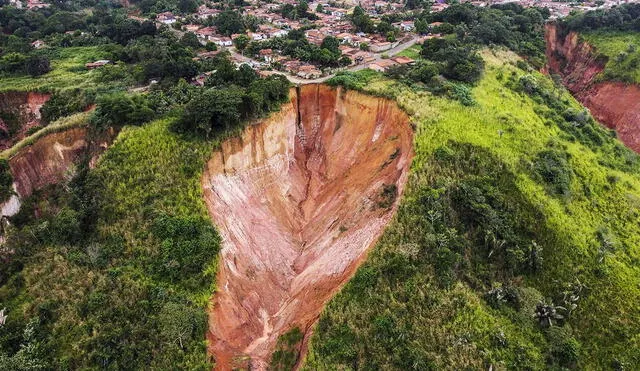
[
  {"x1": 90, "y1": 92, "x2": 154, "y2": 129},
  {"x1": 532, "y1": 148, "x2": 573, "y2": 197},
  {"x1": 270, "y1": 327, "x2": 303, "y2": 370},
  {"x1": 547, "y1": 326, "x2": 581, "y2": 367},
  {"x1": 41, "y1": 89, "x2": 94, "y2": 123},
  {"x1": 0, "y1": 159, "x2": 13, "y2": 203}
]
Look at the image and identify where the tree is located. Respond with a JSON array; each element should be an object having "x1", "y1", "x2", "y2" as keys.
[
  {"x1": 233, "y1": 34, "x2": 250, "y2": 52},
  {"x1": 320, "y1": 36, "x2": 340, "y2": 54},
  {"x1": 376, "y1": 21, "x2": 393, "y2": 35},
  {"x1": 180, "y1": 32, "x2": 201, "y2": 49},
  {"x1": 214, "y1": 10, "x2": 245, "y2": 36},
  {"x1": 351, "y1": 6, "x2": 374, "y2": 33},
  {"x1": 158, "y1": 303, "x2": 204, "y2": 350},
  {"x1": 24, "y1": 55, "x2": 50, "y2": 76},
  {"x1": 91, "y1": 92, "x2": 154, "y2": 129},
  {"x1": 176, "y1": 87, "x2": 244, "y2": 137}
]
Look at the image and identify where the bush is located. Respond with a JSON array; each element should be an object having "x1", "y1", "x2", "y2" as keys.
[
  {"x1": 90, "y1": 92, "x2": 154, "y2": 129},
  {"x1": 24, "y1": 55, "x2": 50, "y2": 76},
  {"x1": 270, "y1": 327, "x2": 304, "y2": 370},
  {"x1": 0, "y1": 159, "x2": 13, "y2": 203},
  {"x1": 547, "y1": 326, "x2": 581, "y2": 367},
  {"x1": 151, "y1": 213, "x2": 220, "y2": 284},
  {"x1": 41, "y1": 89, "x2": 94, "y2": 123},
  {"x1": 532, "y1": 148, "x2": 573, "y2": 197}
]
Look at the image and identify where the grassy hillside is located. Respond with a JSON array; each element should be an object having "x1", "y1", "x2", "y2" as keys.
[
  {"x1": 304, "y1": 49, "x2": 640, "y2": 369},
  {"x1": 581, "y1": 31, "x2": 640, "y2": 84},
  {"x1": 0, "y1": 46, "x2": 123, "y2": 93},
  {"x1": 0, "y1": 118, "x2": 224, "y2": 369}
]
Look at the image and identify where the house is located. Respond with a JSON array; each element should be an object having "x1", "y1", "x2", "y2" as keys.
[
  {"x1": 27, "y1": 0, "x2": 50, "y2": 9},
  {"x1": 157, "y1": 12, "x2": 177, "y2": 25},
  {"x1": 259, "y1": 49, "x2": 274, "y2": 63},
  {"x1": 297, "y1": 65, "x2": 322, "y2": 79},
  {"x1": 336, "y1": 32, "x2": 355, "y2": 45},
  {"x1": 192, "y1": 71, "x2": 213, "y2": 86},
  {"x1": 195, "y1": 27, "x2": 216, "y2": 41},
  {"x1": 85, "y1": 60, "x2": 111, "y2": 69},
  {"x1": 369, "y1": 41, "x2": 392, "y2": 53},
  {"x1": 9, "y1": 0, "x2": 23, "y2": 9},
  {"x1": 197, "y1": 5, "x2": 219, "y2": 20},
  {"x1": 248, "y1": 32, "x2": 267, "y2": 41},
  {"x1": 31, "y1": 40, "x2": 45, "y2": 49},
  {"x1": 368, "y1": 59, "x2": 397, "y2": 72},
  {"x1": 398, "y1": 21, "x2": 415, "y2": 32},
  {"x1": 391, "y1": 56, "x2": 415, "y2": 65},
  {"x1": 211, "y1": 37, "x2": 233, "y2": 47},
  {"x1": 184, "y1": 24, "x2": 201, "y2": 33}
]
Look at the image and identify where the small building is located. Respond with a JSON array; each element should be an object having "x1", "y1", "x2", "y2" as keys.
[
  {"x1": 368, "y1": 59, "x2": 397, "y2": 72},
  {"x1": 259, "y1": 49, "x2": 274, "y2": 63},
  {"x1": 86, "y1": 60, "x2": 111, "y2": 69},
  {"x1": 211, "y1": 37, "x2": 233, "y2": 47},
  {"x1": 31, "y1": 40, "x2": 45, "y2": 49},
  {"x1": 157, "y1": 12, "x2": 177, "y2": 25},
  {"x1": 390, "y1": 56, "x2": 415, "y2": 65},
  {"x1": 195, "y1": 27, "x2": 216, "y2": 42},
  {"x1": 369, "y1": 41, "x2": 392, "y2": 53},
  {"x1": 297, "y1": 65, "x2": 322, "y2": 79}
]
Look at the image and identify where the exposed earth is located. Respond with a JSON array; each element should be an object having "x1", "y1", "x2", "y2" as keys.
[
  {"x1": 202, "y1": 84, "x2": 413, "y2": 369},
  {"x1": 545, "y1": 23, "x2": 640, "y2": 152}
]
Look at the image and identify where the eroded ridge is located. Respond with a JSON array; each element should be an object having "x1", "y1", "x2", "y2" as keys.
[{"x1": 202, "y1": 84, "x2": 413, "y2": 369}]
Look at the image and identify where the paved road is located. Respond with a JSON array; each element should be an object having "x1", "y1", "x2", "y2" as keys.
[{"x1": 229, "y1": 35, "x2": 421, "y2": 85}]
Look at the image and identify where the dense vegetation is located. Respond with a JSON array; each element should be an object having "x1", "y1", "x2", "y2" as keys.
[
  {"x1": 0, "y1": 117, "x2": 219, "y2": 369},
  {"x1": 416, "y1": 3, "x2": 549, "y2": 67},
  {"x1": 379, "y1": 2, "x2": 548, "y2": 108},
  {"x1": 0, "y1": 3, "x2": 290, "y2": 368},
  {"x1": 558, "y1": 4, "x2": 640, "y2": 84},
  {"x1": 563, "y1": 3, "x2": 640, "y2": 32},
  {"x1": 306, "y1": 50, "x2": 640, "y2": 369},
  {"x1": 2, "y1": 1, "x2": 640, "y2": 369}
]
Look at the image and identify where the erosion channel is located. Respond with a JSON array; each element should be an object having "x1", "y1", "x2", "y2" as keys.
[{"x1": 202, "y1": 84, "x2": 413, "y2": 369}]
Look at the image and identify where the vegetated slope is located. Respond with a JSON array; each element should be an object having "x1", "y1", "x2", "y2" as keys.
[
  {"x1": 203, "y1": 84, "x2": 412, "y2": 369},
  {"x1": 545, "y1": 20, "x2": 640, "y2": 153},
  {"x1": 0, "y1": 118, "x2": 222, "y2": 369},
  {"x1": 303, "y1": 50, "x2": 640, "y2": 370}
]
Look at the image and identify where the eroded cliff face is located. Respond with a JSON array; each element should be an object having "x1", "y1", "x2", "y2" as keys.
[
  {"x1": 0, "y1": 91, "x2": 51, "y2": 150},
  {"x1": 1, "y1": 127, "x2": 116, "y2": 217},
  {"x1": 202, "y1": 84, "x2": 413, "y2": 369},
  {"x1": 545, "y1": 23, "x2": 640, "y2": 151}
]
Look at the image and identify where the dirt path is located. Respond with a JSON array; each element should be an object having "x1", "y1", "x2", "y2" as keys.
[{"x1": 202, "y1": 84, "x2": 413, "y2": 369}]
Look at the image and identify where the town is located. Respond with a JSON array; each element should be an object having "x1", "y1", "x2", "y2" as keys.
[{"x1": 9, "y1": 0, "x2": 624, "y2": 83}]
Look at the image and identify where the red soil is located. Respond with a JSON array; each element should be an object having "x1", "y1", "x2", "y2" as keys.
[
  {"x1": 202, "y1": 84, "x2": 413, "y2": 369},
  {"x1": 545, "y1": 23, "x2": 640, "y2": 152},
  {"x1": 0, "y1": 127, "x2": 116, "y2": 217},
  {"x1": 0, "y1": 91, "x2": 51, "y2": 150}
]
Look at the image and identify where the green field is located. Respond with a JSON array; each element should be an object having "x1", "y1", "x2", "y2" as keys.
[
  {"x1": 0, "y1": 46, "x2": 116, "y2": 93},
  {"x1": 305, "y1": 49, "x2": 640, "y2": 369},
  {"x1": 395, "y1": 44, "x2": 422, "y2": 60},
  {"x1": 582, "y1": 31, "x2": 640, "y2": 84}
]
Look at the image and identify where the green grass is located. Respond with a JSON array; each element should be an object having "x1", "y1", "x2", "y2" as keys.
[
  {"x1": 0, "y1": 46, "x2": 115, "y2": 93},
  {"x1": 304, "y1": 49, "x2": 640, "y2": 369},
  {"x1": 395, "y1": 44, "x2": 422, "y2": 60},
  {"x1": 0, "y1": 118, "x2": 228, "y2": 369},
  {"x1": 581, "y1": 31, "x2": 640, "y2": 84}
]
